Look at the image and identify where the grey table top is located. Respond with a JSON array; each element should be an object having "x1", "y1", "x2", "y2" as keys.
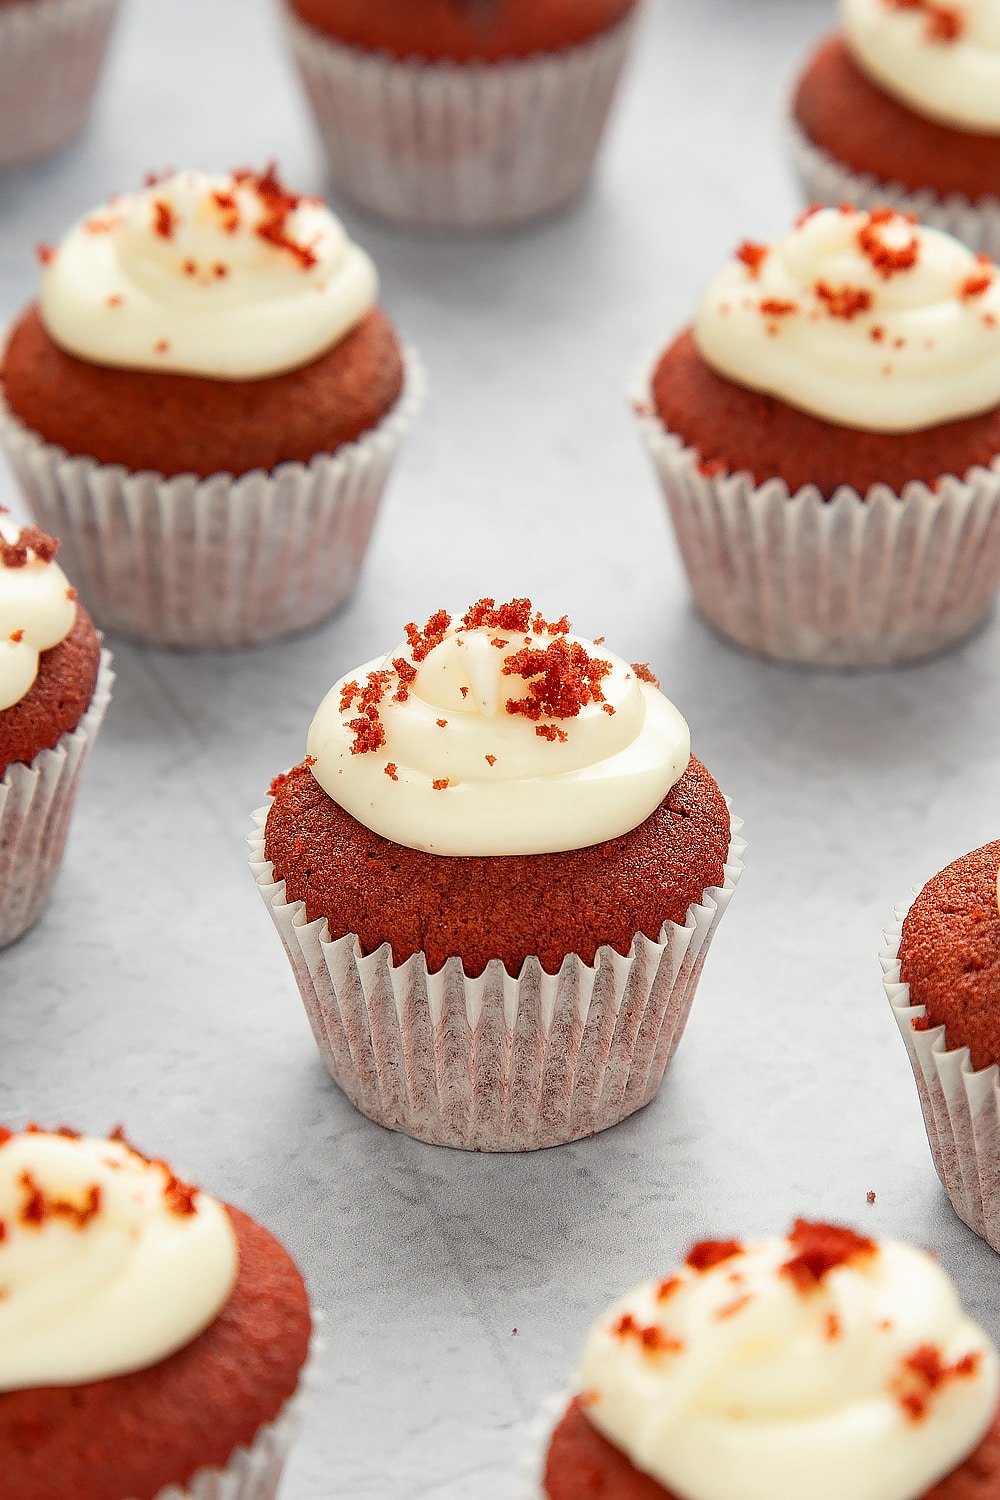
[{"x1": 1, "y1": 1, "x2": 998, "y2": 1496}]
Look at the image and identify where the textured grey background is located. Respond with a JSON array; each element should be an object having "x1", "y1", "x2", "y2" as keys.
[{"x1": 1, "y1": 1, "x2": 998, "y2": 1496}]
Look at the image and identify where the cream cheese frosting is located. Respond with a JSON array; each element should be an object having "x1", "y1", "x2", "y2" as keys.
[
  {"x1": 843, "y1": 0, "x2": 1000, "y2": 134},
  {"x1": 0, "y1": 520, "x2": 77, "y2": 714},
  {"x1": 305, "y1": 599, "x2": 691, "y2": 857},
  {"x1": 0, "y1": 1127, "x2": 239, "y2": 1391},
  {"x1": 38, "y1": 167, "x2": 378, "y2": 380},
  {"x1": 576, "y1": 1222, "x2": 999, "y2": 1500},
  {"x1": 694, "y1": 206, "x2": 1000, "y2": 433}
]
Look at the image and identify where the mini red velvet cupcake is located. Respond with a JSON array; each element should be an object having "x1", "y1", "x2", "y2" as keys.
[
  {"x1": 0, "y1": 518, "x2": 112, "y2": 948},
  {"x1": 535, "y1": 1221, "x2": 1000, "y2": 1500},
  {"x1": 0, "y1": 0, "x2": 119, "y2": 169},
  {"x1": 635, "y1": 204, "x2": 1000, "y2": 667},
  {"x1": 250, "y1": 597, "x2": 744, "y2": 1152},
  {"x1": 884, "y1": 842, "x2": 1000, "y2": 1255},
  {"x1": 0, "y1": 166, "x2": 421, "y2": 648},
  {"x1": 0, "y1": 1124, "x2": 313, "y2": 1500},
  {"x1": 790, "y1": 3, "x2": 1000, "y2": 257},
  {"x1": 283, "y1": 0, "x2": 643, "y2": 227}
]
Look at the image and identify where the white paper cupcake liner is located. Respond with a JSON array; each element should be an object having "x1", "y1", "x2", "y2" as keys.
[
  {"x1": 248, "y1": 803, "x2": 745, "y2": 1153},
  {"x1": 883, "y1": 906, "x2": 1000, "y2": 1256},
  {"x1": 0, "y1": 0, "x2": 119, "y2": 169},
  {"x1": 284, "y1": 6, "x2": 641, "y2": 228},
  {"x1": 634, "y1": 368, "x2": 1000, "y2": 669},
  {"x1": 154, "y1": 1322, "x2": 320, "y2": 1500},
  {"x1": 0, "y1": 648, "x2": 113, "y2": 950},
  {"x1": 787, "y1": 119, "x2": 1000, "y2": 261},
  {"x1": 0, "y1": 351, "x2": 424, "y2": 650}
]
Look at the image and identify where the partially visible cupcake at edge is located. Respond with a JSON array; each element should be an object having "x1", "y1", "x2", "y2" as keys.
[
  {"x1": 538, "y1": 1220, "x2": 1000, "y2": 1499},
  {"x1": 0, "y1": 1124, "x2": 312, "y2": 1500},
  {"x1": 885, "y1": 840, "x2": 1000, "y2": 1256},
  {"x1": 635, "y1": 204, "x2": 1000, "y2": 667},
  {"x1": 0, "y1": 518, "x2": 111, "y2": 948},
  {"x1": 283, "y1": 0, "x2": 643, "y2": 227},
  {"x1": 0, "y1": 0, "x2": 120, "y2": 169},
  {"x1": 790, "y1": 1, "x2": 1000, "y2": 256},
  {"x1": 250, "y1": 597, "x2": 743, "y2": 1152},
  {"x1": 0, "y1": 166, "x2": 420, "y2": 649}
]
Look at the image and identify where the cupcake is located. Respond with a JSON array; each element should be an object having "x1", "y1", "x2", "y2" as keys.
[
  {"x1": 0, "y1": 0, "x2": 119, "y2": 169},
  {"x1": 884, "y1": 841, "x2": 1000, "y2": 1255},
  {"x1": 283, "y1": 0, "x2": 643, "y2": 228},
  {"x1": 0, "y1": 518, "x2": 112, "y2": 948},
  {"x1": 538, "y1": 1220, "x2": 1000, "y2": 1500},
  {"x1": 0, "y1": 166, "x2": 422, "y2": 649},
  {"x1": 0, "y1": 1124, "x2": 313, "y2": 1500},
  {"x1": 790, "y1": 2, "x2": 1000, "y2": 257},
  {"x1": 635, "y1": 204, "x2": 1000, "y2": 668},
  {"x1": 250, "y1": 597, "x2": 744, "y2": 1152}
]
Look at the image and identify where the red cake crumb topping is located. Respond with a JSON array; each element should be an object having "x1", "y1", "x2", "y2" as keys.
[
  {"x1": 781, "y1": 1220, "x2": 876, "y2": 1291},
  {"x1": 716, "y1": 1293, "x2": 753, "y2": 1320},
  {"x1": 0, "y1": 1130, "x2": 13, "y2": 1148},
  {"x1": 405, "y1": 608, "x2": 453, "y2": 663},
  {"x1": 432, "y1": 778, "x2": 450, "y2": 791},
  {"x1": 485, "y1": 754, "x2": 497, "y2": 766},
  {"x1": 687, "y1": 1239, "x2": 744, "y2": 1272},
  {"x1": 826, "y1": 1312, "x2": 844, "y2": 1341},
  {"x1": 858, "y1": 208, "x2": 920, "y2": 278},
  {"x1": 737, "y1": 241, "x2": 770, "y2": 278},
  {"x1": 152, "y1": 200, "x2": 176, "y2": 240},
  {"x1": 612, "y1": 1314, "x2": 683, "y2": 1357},
  {"x1": 35, "y1": 244, "x2": 55, "y2": 267},
  {"x1": 106, "y1": 294, "x2": 124, "y2": 309},
  {"x1": 897, "y1": 1345, "x2": 983, "y2": 1422},
  {"x1": 961, "y1": 270, "x2": 994, "y2": 300},
  {"x1": 816, "y1": 281, "x2": 874, "y2": 319},
  {"x1": 656, "y1": 1276, "x2": 682, "y2": 1303},
  {"x1": 504, "y1": 639, "x2": 612, "y2": 723},
  {"x1": 108, "y1": 1126, "x2": 200, "y2": 1217},
  {"x1": 0, "y1": 526, "x2": 59, "y2": 569},
  {"x1": 384, "y1": 763, "x2": 398, "y2": 781},
  {"x1": 882, "y1": 0, "x2": 965, "y2": 41},
  {"x1": 233, "y1": 165, "x2": 318, "y2": 270},
  {"x1": 631, "y1": 663, "x2": 661, "y2": 688},
  {"x1": 16, "y1": 1171, "x2": 103, "y2": 1231},
  {"x1": 760, "y1": 298, "x2": 798, "y2": 319}
]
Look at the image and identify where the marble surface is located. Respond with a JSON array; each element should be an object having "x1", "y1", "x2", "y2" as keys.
[{"x1": 1, "y1": 1, "x2": 998, "y2": 1496}]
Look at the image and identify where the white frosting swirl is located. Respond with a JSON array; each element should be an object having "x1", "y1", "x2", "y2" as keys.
[
  {"x1": 694, "y1": 207, "x2": 1000, "y2": 433},
  {"x1": 578, "y1": 1227, "x2": 999, "y2": 1500},
  {"x1": 843, "y1": 0, "x2": 1000, "y2": 133},
  {"x1": 39, "y1": 168, "x2": 378, "y2": 380},
  {"x1": 0, "y1": 1129, "x2": 239, "y2": 1390},
  {"x1": 0, "y1": 520, "x2": 76, "y2": 713},
  {"x1": 306, "y1": 606, "x2": 691, "y2": 856}
]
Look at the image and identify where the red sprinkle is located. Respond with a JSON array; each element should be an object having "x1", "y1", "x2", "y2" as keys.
[{"x1": 781, "y1": 1220, "x2": 876, "y2": 1292}]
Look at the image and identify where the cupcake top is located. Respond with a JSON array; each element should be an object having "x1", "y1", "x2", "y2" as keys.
[
  {"x1": 694, "y1": 205, "x2": 1000, "y2": 433},
  {"x1": 842, "y1": 0, "x2": 1000, "y2": 133},
  {"x1": 0, "y1": 1126, "x2": 238, "y2": 1391},
  {"x1": 0, "y1": 520, "x2": 78, "y2": 714},
  {"x1": 304, "y1": 597, "x2": 691, "y2": 856},
  {"x1": 36, "y1": 166, "x2": 378, "y2": 381},
  {"x1": 572, "y1": 1221, "x2": 999, "y2": 1500}
]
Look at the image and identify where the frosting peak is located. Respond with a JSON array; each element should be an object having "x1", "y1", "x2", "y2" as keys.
[
  {"x1": 0, "y1": 1127, "x2": 238, "y2": 1391},
  {"x1": 694, "y1": 206, "x2": 1000, "y2": 434},
  {"x1": 39, "y1": 167, "x2": 378, "y2": 380},
  {"x1": 843, "y1": 0, "x2": 1000, "y2": 132},
  {"x1": 578, "y1": 1222, "x2": 999, "y2": 1500},
  {"x1": 0, "y1": 520, "x2": 76, "y2": 713},
  {"x1": 304, "y1": 598, "x2": 692, "y2": 856}
]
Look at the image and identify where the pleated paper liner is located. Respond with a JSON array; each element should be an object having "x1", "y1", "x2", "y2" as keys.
[
  {"x1": 634, "y1": 365, "x2": 1000, "y2": 668},
  {"x1": 0, "y1": 350, "x2": 424, "y2": 650},
  {"x1": 249, "y1": 804, "x2": 745, "y2": 1153},
  {"x1": 787, "y1": 120, "x2": 1000, "y2": 262},
  {"x1": 0, "y1": 0, "x2": 119, "y2": 168},
  {"x1": 284, "y1": 4, "x2": 641, "y2": 228},
  {"x1": 883, "y1": 907, "x2": 1000, "y2": 1256},
  {"x1": 0, "y1": 649, "x2": 113, "y2": 950}
]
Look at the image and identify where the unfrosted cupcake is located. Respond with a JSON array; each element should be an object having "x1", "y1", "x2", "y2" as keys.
[
  {"x1": 0, "y1": 1124, "x2": 313, "y2": 1500},
  {"x1": 791, "y1": 1, "x2": 1000, "y2": 257},
  {"x1": 636, "y1": 205, "x2": 1000, "y2": 667},
  {"x1": 0, "y1": 0, "x2": 119, "y2": 169},
  {"x1": 0, "y1": 519, "x2": 112, "y2": 948},
  {"x1": 0, "y1": 166, "x2": 421, "y2": 648},
  {"x1": 283, "y1": 0, "x2": 643, "y2": 227},
  {"x1": 538, "y1": 1220, "x2": 1000, "y2": 1500},
  {"x1": 250, "y1": 597, "x2": 743, "y2": 1152},
  {"x1": 884, "y1": 841, "x2": 1000, "y2": 1255}
]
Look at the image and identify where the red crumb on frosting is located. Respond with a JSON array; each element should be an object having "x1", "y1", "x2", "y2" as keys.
[
  {"x1": 961, "y1": 272, "x2": 994, "y2": 300},
  {"x1": 631, "y1": 662, "x2": 661, "y2": 688},
  {"x1": 826, "y1": 1312, "x2": 844, "y2": 1341},
  {"x1": 656, "y1": 1277, "x2": 682, "y2": 1303},
  {"x1": 716, "y1": 1294, "x2": 753, "y2": 1321},
  {"x1": 760, "y1": 298, "x2": 797, "y2": 318},
  {"x1": 536, "y1": 725, "x2": 569, "y2": 742},
  {"x1": 687, "y1": 1240, "x2": 743, "y2": 1272},
  {"x1": 8, "y1": 630, "x2": 24, "y2": 644},
  {"x1": 154, "y1": 340, "x2": 170, "y2": 355},
  {"x1": 17, "y1": 1171, "x2": 103, "y2": 1231},
  {"x1": 233, "y1": 164, "x2": 318, "y2": 270},
  {"x1": 106, "y1": 1126, "x2": 200, "y2": 1218},
  {"x1": 0, "y1": 526, "x2": 59, "y2": 569},
  {"x1": 898, "y1": 1345, "x2": 983, "y2": 1422},
  {"x1": 152, "y1": 200, "x2": 176, "y2": 240},
  {"x1": 736, "y1": 242, "x2": 769, "y2": 277},
  {"x1": 405, "y1": 608, "x2": 453, "y2": 663},
  {"x1": 613, "y1": 1314, "x2": 683, "y2": 1357},
  {"x1": 504, "y1": 638, "x2": 612, "y2": 723},
  {"x1": 816, "y1": 281, "x2": 873, "y2": 319},
  {"x1": 857, "y1": 208, "x2": 920, "y2": 278},
  {"x1": 781, "y1": 1220, "x2": 876, "y2": 1292},
  {"x1": 432, "y1": 779, "x2": 449, "y2": 791},
  {"x1": 384, "y1": 763, "x2": 398, "y2": 781},
  {"x1": 882, "y1": 0, "x2": 965, "y2": 42},
  {"x1": 35, "y1": 245, "x2": 55, "y2": 267},
  {"x1": 461, "y1": 597, "x2": 570, "y2": 636}
]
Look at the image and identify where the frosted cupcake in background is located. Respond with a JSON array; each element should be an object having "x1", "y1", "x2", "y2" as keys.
[
  {"x1": 0, "y1": 520, "x2": 112, "y2": 948},
  {"x1": 0, "y1": 1125, "x2": 313, "y2": 1499},
  {"x1": 0, "y1": 166, "x2": 422, "y2": 649},
  {"x1": 250, "y1": 596, "x2": 743, "y2": 1152},
  {"x1": 635, "y1": 205, "x2": 1000, "y2": 667},
  {"x1": 790, "y1": 0, "x2": 1000, "y2": 257},
  {"x1": 283, "y1": 0, "x2": 643, "y2": 228},
  {"x1": 0, "y1": 0, "x2": 120, "y2": 169},
  {"x1": 537, "y1": 1221, "x2": 1000, "y2": 1499}
]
